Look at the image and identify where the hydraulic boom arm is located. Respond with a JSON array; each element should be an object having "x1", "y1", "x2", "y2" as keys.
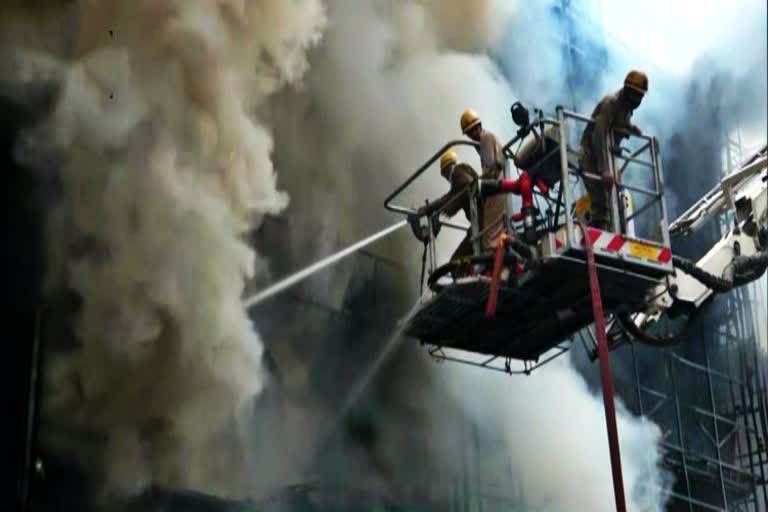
[{"x1": 632, "y1": 146, "x2": 767, "y2": 341}]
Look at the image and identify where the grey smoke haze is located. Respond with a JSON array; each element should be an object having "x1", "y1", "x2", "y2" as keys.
[
  {"x1": 9, "y1": 0, "x2": 327, "y2": 502},
  {"x1": 3, "y1": 0, "x2": 765, "y2": 510},
  {"x1": 264, "y1": 1, "x2": 671, "y2": 510},
  {"x1": 270, "y1": 1, "x2": 766, "y2": 510}
]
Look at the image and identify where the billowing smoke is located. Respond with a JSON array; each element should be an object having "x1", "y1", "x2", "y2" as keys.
[
  {"x1": 441, "y1": 360, "x2": 667, "y2": 511},
  {"x1": 13, "y1": 0, "x2": 325, "y2": 501},
  {"x1": 7, "y1": 0, "x2": 765, "y2": 510},
  {"x1": 260, "y1": 1, "x2": 671, "y2": 510}
]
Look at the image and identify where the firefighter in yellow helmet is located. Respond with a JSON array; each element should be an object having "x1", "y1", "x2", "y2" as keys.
[
  {"x1": 460, "y1": 110, "x2": 506, "y2": 178},
  {"x1": 461, "y1": 109, "x2": 507, "y2": 251},
  {"x1": 579, "y1": 69, "x2": 648, "y2": 230},
  {"x1": 416, "y1": 150, "x2": 479, "y2": 262}
]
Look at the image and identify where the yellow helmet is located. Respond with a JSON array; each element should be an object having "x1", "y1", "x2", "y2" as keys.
[
  {"x1": 440, "y1": 150, "x2": 457, "y2": 171},
  {"x1": 460, "y1": 109, "x2": 481, "y2": 134},
  {"x1": 624, "y1": 69, "x2": 648, "y2": 94}
]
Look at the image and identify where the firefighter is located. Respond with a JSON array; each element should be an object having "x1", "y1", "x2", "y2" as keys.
[
  {"x1": 580, "y1": 69, "x2": 647, "y2": 230},
  {"x1": 461, "y1": 109, "x2": 505, "y2": 178},
  {"x1": 460, "y1": 109, "x2": 507, "y2": 251},
  {"x1": 415, "y1": 150, "x2": 479, "y2": 263}
]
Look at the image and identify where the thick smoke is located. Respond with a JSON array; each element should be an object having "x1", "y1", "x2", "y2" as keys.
[
  {"x1": 22, "y1": 0, "x2": 326, "y2": 500},
  {"x1": 260, "y1": 1, "x2": 671, "y2": 510},
  {"x1": 441, "y1": 360, "x2": 667, "y2": 511},
  {"x1": 565, "y1": 2, "x2": 767, "y2": 508},
  {"x1": 10, "y1": 0, "x2": 763, "y2": 509}
]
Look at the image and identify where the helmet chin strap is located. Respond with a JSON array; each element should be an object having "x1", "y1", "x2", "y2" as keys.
[{"x1": 445, "y1": 164, "x2": 456, "y2": 182}]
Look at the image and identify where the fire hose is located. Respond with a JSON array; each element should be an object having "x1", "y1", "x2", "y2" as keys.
[
  {"x1": 576, "y1": 219, "x2": 628, "y2": 512},
  {"x1": 486, "y1": 234, "x2": 509, "y2": 319},
  {"x1": 425, "y1": 252, "x2": 523, "y2": 292}
]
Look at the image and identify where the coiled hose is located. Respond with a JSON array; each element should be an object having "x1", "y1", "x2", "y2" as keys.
[
  {"x1": 427, "y1": 252, "x2": 523, "y2": 292},
  {"x1": 618, "y1": 251, "x2": 768, "y2": 347},
  {"x1": 617, "y1": 310, "x2": 692, "y2": 347}
]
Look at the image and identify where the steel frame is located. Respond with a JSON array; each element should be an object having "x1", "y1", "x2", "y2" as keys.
[
  {"x1": 626, "y1": 284, "x2": 768, "y2": 511},
  {"x1": 426, "y1": 342, "x2": 572, "y2": 376},
  {"x1": 622, "y1": 129, "x2": 768, "y2": 510},
  {"x1": 387, "y1": 106, "x2": 672, "y2": 300}
]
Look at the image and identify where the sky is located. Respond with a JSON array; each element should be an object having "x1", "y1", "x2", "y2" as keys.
[
  {"x1": 600, "y1": 0, "x2": 767, "y2": 77},
  {"x1": 599, "y1": 0, "x2": 767, "y2": 370}
]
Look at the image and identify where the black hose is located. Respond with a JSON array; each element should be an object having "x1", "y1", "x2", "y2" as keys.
[
  {"x1": 672, "y1": 253, "x2": 768, "y2": 293},
  {"x1": 620, "y1": 252, "x2": 767, "y2": 347},
  {"x1": 672, "y1": 255, "x2": 733, "y2": 293},
  {"x1": 510, "y1": 238, "x2": 534, "y2": 259},
  {"x1": 617, "y1": 310, "x2": 694, "y2": 347},
  {"x1": 427, "y1": 253, "x2": 520, "y2": 292},
  {"x1": 419, "y1": 241, "x2": 428, "y2": 295},
  {"x1": 732, "y1": 253, "x2": 768, "y2": 287}
]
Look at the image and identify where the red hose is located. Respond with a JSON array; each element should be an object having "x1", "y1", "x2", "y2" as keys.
[
  {"x1": 577, "y1": 220, "x2": 627, "y2": 512},
  {"x1": 485, "y1": 234, "x2": 508, "y2": 319}
]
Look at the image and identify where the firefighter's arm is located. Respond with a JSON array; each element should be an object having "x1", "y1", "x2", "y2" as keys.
[
  {"x1": 418, "y1": 192, "x2": 451, "y2": 217},
  {"x1": 590, "y1": 96, "x2": 615, "y2": 176},
  {"x1": 441, "y1": 169, "x2": 476, "y2": 217},
  {"x1": 480, "y1": 133, "x2": 506, "y2": 177},
  {"x1": 420, "y1": 173, "x2": 469, "y2": 217},
  {"x1": 494, "y1": 147, "x2": 505, "y2": 174},
  {"x1": 441, "y1": 188, "x2": 469, "y2": 217},
  {"x1": 614, "y1": 123, "x2": 642, "y2": 139}
]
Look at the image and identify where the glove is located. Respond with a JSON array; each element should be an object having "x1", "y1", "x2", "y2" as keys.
[
  {"x1": 407, "y1": 212, "x2": 427, "y2": 243},
  {"x1": 630, "y1": 125, "x2": 642, "y2": 136},
  {"x1": 602, "y1": 171, "x2": 614, "y2": 187}
]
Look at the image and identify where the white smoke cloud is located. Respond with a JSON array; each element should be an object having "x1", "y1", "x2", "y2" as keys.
[
  {"x1": 440, "y1": 360, "x2": 668, "y2": 511},
  {"x1": 264, "y1": 1, "x2": 672, "y2": 509},
  {"x1": 31, "y1": 0, "x2": 326, "y2": 500},
  {"x1": 14, "y1": 0, "x2": 759, "y2": 507}
]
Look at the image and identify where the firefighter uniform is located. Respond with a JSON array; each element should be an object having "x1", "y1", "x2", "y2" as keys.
[
  {"x1": 421, "y1": 155, "x2": 479, "y2": 262},
  {"x1": 477, "y1": 130, "x2": 507, "y2": 252},
  {"x1": 460, "y1": 109, "x2": 508, "y2": 251},
  {"x1": 580, "y1": 70, "x2": 648, "y2": 230}
]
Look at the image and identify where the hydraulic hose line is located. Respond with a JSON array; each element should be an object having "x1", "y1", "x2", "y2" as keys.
[
  {"x1": 616, "y1": 310, "x2": 695, "y2": 348},
  {"x1": 576, "y1": 219, "x2": 627, "y2": 512},
  {"x1": 672, "y1": 253, "x2": 768, "y2": 293},
  {"x1": 244, "y1": 220, "x2": 407, "y2": 309},
  {"x1": 617, "y1": 253, "x2": 767, "y2": 348},
  {"x1": 509, "y1": 237, "x2": 534, "y2": 259}
]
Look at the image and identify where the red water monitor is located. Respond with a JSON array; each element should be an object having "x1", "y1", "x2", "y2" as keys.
[{"x1": 481, "y1": 171, "x2": 549, "y2": 242}]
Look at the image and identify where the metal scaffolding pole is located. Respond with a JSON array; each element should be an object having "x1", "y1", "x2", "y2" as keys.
[
  {"x1": 669, "y1": 350, "x2": 694, "y2": 512},
  {"x1": 703, "y1": 329, "x2": 730, "y2": 509}
]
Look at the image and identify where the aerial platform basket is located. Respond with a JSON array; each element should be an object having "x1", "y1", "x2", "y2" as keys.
[
  {"x1": 385, "y1": 106, "x2": 674, "y2": 372},
  {"x1": 403, "y1": 226, "x2": 672, "y2": 362}
]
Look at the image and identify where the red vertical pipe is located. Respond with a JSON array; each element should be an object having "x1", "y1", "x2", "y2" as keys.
[
  {"x1": 577, "y1": 220, "x2": 627, "y2": 512},
  {"x1": 485, "y1": 234, "x2": 507, "y2": 319}
]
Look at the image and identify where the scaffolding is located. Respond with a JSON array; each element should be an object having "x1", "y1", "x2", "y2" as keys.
[
  {"x1": 620, "y1": 132, "x2": 768, "y2": 512},
  {"x1": 625, "y1": 304, "x2": 767, "y2": 511}
]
